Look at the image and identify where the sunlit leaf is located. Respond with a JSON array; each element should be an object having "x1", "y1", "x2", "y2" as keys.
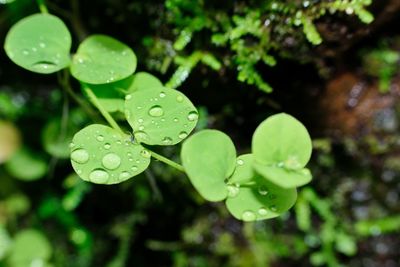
[
  {"x1": 4, "y1": 148, "x2": 47, "y2": 181},
  {"x1": 127, "y1": 72, "x2": 163, "y2": 93},
  {"x1": 4, "y1": 13, "x2": 71, "y2": 74},
  {"x1": 125, "y1": 86, "x2": 198, "y2": 145},
  {"x1": 254, "y1": 163, "x2": 312, "y2": 188},
  {"x1": 70, "y1": 124, "x2": 150, "y2": 184},
  {"x1": 181, "y1": 130, "x2": 236, "y2": 201},
  {"x1": 71, "y1": 35, "x2": 136, "y2": 84}
]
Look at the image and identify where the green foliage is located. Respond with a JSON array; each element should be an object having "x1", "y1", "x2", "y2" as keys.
[
  {"x1": 4, "y1": 13, "x2": 71, "y2": 74},
  {"x1": 4, "y1": 148, "x2": 47, "y2": 181},
  {"x1": 71, "y1": 35, "x2": 137, "y2": 84},
  {"x1": 157, "y1": 0, "x2": 375, "y2": 92}
]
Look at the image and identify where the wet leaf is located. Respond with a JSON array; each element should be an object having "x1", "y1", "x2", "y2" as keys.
[
  {"x1": 125, "y1": 86, "x2": 198, "y2": 145},
  {"x1": 71, "y1": 35, "x2": 136, "y2": 84},
  {"x1": 4, "y1": 13, "x2": 71, "y2": 74},
  {"x1": 70, "y1": 124, "x2": 150, "y2": 184},
  {"x1": 181, "y1": 130, "x2": 236, "y2": 201}
]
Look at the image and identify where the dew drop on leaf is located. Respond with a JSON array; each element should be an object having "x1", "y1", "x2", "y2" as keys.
[
  {"x1": 227, "y1": 185, "x2": 239, "y2": 198},
  {"x1": 162, "y1": 137, "x2": 172, "y2": 144},
  {"x1": 187, "y1": 111, "x2": 199, "y2": 121},
  {"x1": 159, "y1": 92, "x2": 166, "y2": 98},
  {"x1": 242, "y1": 211, "x2": 256, "y2": 221},
  {"x1": 119, "y1": 171, "x2": 130, "y2": 179},
  {"x1": 178, "y1": 131, "x2": 188, "y2": 139},
  {"x1": 89, "y1": 169, "x2": 109, "y2": 183},
  {"x1": 176, "y1": 95, "x2": 183, "y2": 103},
  {"x1": 135, "y1": 131, "x2": 149, "y2": 141},
  {"x1": 101, "y1": 153, "x2": 121, "y2": 170},
  {"x1": 96, "y1": 135, "x2": 104, "y2": 142},
  {"x1": 71, "y1": 149, "x2": 89, "y2": 164},
  {"x1": 258, "y1": 186, "x2": 269, "y2": 195},
  {"x1": 237, "y1": 159, "x2": 244, "y2": 166},
  {"x1": 148, "y1": 105, "x2": 164, "y2": 117},
  {"x1": 131, "y1": 166, "x2": 138, "y2": 172},
  {"x1": 258, "y1": 208, "x2": 268, "y2": 216},
  {"x1": 269, "y1": 205, "x2": 277, "y2": 212},
  {"x1": 104, "y1": 143, "x2": 111, "y2": 150},
  {"x1": 125, "y1": 94, "x2": 132, "y2": 100},
  {"x1": 140, "y1": 149, "x2": 151, "y2": 158}
]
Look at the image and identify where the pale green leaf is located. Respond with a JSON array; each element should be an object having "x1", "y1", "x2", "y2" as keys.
[
  {"x1": 70, "y1": 124, "x2": 150, "y2": 184},
  {"x1": 4, "y1": 13, "x2": 71, "y2": 74},
  {"x1": 71, "y1": 35, "x2": 136, "y2": 84},
  {"x1": 125, "y1": 87, "x2": 198, "y2": 145},
  {"x1": 181, "y1": 130, "x2": 236, "y2": 202},
  {"x1": 5, "y1": 148, "x2": 47, "y2": 181}
]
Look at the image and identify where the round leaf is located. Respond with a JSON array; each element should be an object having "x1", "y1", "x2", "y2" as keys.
[
  {"x1": 125, "y1": 87, "x2": 198, "y2": 145},
  {"x1": 71, "y1": 35, "x2": 137, "y2": 84},
  {"x1": 8, "y1": 229, "x2": 52, "y2": 266},
  {"x1": 70, "y1": 124, "x2": 150, "y2": 184},
  {"x1": 42, "y1": 118, "x2": 77, "y2": 159},
  {"x1": 181, "y1": 130, "x2": 236, "y2": 202},
  {"x1": 5, "y1": 148, "x2": 47, "y2": 181},
  {"x1": 228, "y1": 154, "x2": 255, "y2": 185},
  {"x1": 4, "y1": 13, "x2": 71, "y2": 74},
  {"x1": 225, "y1": 176, "x2": 297, "y2": 221},
  {"x1": 253, "y1": 162, "x2": 312, "y2": 188},
  {"x1": 252, "y1": 113, "x2": 312, "y2": 168}
]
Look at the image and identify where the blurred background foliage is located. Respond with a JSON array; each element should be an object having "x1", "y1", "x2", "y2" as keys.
[{"x1": 0, "y1": 0, "x2": 400, "y2": 266}]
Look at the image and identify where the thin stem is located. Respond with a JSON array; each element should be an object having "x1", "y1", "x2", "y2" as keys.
[
  {"x1": 149, "y1": 150, "x2": 185, "y2": 172},
  {"x1": 37, "y1": 0, "x2": 49, "y2": 14},
  {"x1": 85, "y1": 87, "x2": 124, "y2": 135},
  {"x1": 57, "y1": 70, "x2": 100, "y2": 122}
]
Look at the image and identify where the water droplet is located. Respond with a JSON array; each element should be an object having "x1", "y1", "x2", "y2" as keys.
[
  {"x1": 22, "y1": 49, "x2": 29, "y2": 55},
  {"x1": 131, "y1": 166, "x2": 138, "y2": 172},
  {"x1": 39, "y1": 42, "x2": 46, "y2": 48},
  {"x1": 102, "y1": 153, "x2": 121, "y2": 170},
  {"x1": 89, "y1": 169, "x2": 109, "y2": 183},
  {"x1": 138, "y1": 126, "x2": 145, "y2": 131},
  {"x1": 127, "y1": 152, "x2": 132, "y2": 157},
  {"x1": 135, "y1": 131, "x2": 148, "y2": 140},
  {"x1": 242, "y1": 211, "x2": 256, "y2": 221},
  {"x1": 258, "y1": 208, "x2": 268, "y2": 216},
  {"x1": 138, "y1": 118, "x2": 144, "y2": 123},
  {"x1": 148, "y1": 105, "x2": 164, "y2": 117},
  {"x1": 227, "y1": 185, "x2": 239, "y2": 198},
  {"x1": 178, "y1": 131, "x2": 188, "y2": 139},
  {"x1": 32, "y1": 47, "x2": 37, "y2": 52},
  {"x1": 162, "y1": 137, "x2": 172, "y2": 144},
  {"x1": 187, "y1": 111, "x2": 198, "y2": 121},
  {"x1": 32, "y1": 62, "x2": 56, "y2": 71},
  {"x1": 237, "y1": 159, "x2": 244, "y2": 166},
  {"x1": 176, "y1": 95, "x2": 184, "y2": 102},
  {"x1": 119, "y1": 171, "x2": 131, "y2": 179},
  {"x1": 76, "y1": 169, "x2": 82, "y2": 174},
  {"x1": 173, "y1": 118, "x2": 179, "y2": 123},
  {"x1": 104, "y1": 143, "x2": 111, "y2": 150},
  {"x1": 258, "y1": 186, "x2": 268, "y2": 196},
  {"x1": 159, "y1": 92, "x2": 166, "y2": 98},
  {"x1": 96, "y1": 135, "x2": 104, "y2": 142},
  {"x1": 140, "y1": 149, "x2": 151, "y2": 158},
  {"x1": 69, "y1": 142, "x2": 75, "y2": 148},
  {"x1": 125, "y1": 94, "x2": 132, "y2": 100},
  {"x1": 269, "y1": 205, "x2": 277, "y2": 212},
  {"x1": 71, "y1": 149, "x2": 89, "y2": 164}
]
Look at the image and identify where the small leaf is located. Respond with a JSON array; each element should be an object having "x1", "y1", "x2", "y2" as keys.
[
  {"x1": 71, "y1": 35, "x2": 137, "y2": 84},
  {"x1": 181, "y1": 130, "x2": 236, "y2": 202},
  {"x1": 70, "y1": 124, "x2": 150, "y2": 184},
  {"x1": 5, "y1": 148, "x2": 47, "y2": 181},
  {"x1": 125, "y1": 86, "x2": 198, "y2": 145},
  {"x1": 82, "y1": 83, "x2": 125, "y2": 113},
  {"x1": 228, "y1": 154, "x2": 255, "y2": 185},
  {"x1": 127, "y1": 72, "x2": 163, "y2": 93},
  {"x1": 0, "y1": 120, "x2": 21, "y2": 164},
  {"x1": 8, "y1": 229, "x2": 52, "y2": 267},
  {"x1": 254, "y1": 163, "x2": 312, "y2": 188},
  {"x1": 225, "y1": 176, "x2": 297, "y2": 221},
  {"x1": 4, "y1": 13, "x2": 71, "y2": 74},
  {"x1": 252, "y1": 113, "x2": 312, "y2": 169}
]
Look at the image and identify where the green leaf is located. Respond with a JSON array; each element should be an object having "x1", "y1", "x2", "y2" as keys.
[
  {"x1": 0, "y1": 120, "x2": 21, "y2": 164},
  {"x1": 301, "y1": 16, "x2": 322, "y2": 45},
  {"x1": 125, "y1": 87, "x2": 198, "y2": 145},
  {"x1": 4, "y1": 13, "x2": 71, "y2": 74},
  {"x1": 71, "y1": 35, "x2": 137, "y2": 84},
  {"x1": 8, "y1": 229, "x2": 52, "y2": 266},
  {"x1": 82, "y1": 83, "x2": 125, "y2": 113},
  {"x1": 70, "y1": 124, "x2": 150, "y2": 184},
  {"x1": 127, "y1": 72, "x2": 163, "y2": 93},
  {"x1": 5, "y1": 148, "x2": 47, "y2": 181},
  {"x1": 225, "y1": 176, "x2": 297, "y2": 221},
  {"x1": 181, "y1": 130, "x2": 236, "y2": 201},
  {"x1": 253, "y1": 163, "x2": 312, "y2": 188},
  {"x1": 252, "y1": 113, "x2": 312, "y2": 169},
  {"x1": 227, "y1": 154, "x2": 255, "y2": 185}
]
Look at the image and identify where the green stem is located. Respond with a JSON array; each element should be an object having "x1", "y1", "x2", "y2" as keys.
[
  {"x1": 37, "y1": 0, "x2": 49, "y2": 14},
  {"x1": 149, "y1": 150, "x2": 185, "y2": 172},
  {"x1": 85, "y1": 88, "x2": 124, "y2": 135}
]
